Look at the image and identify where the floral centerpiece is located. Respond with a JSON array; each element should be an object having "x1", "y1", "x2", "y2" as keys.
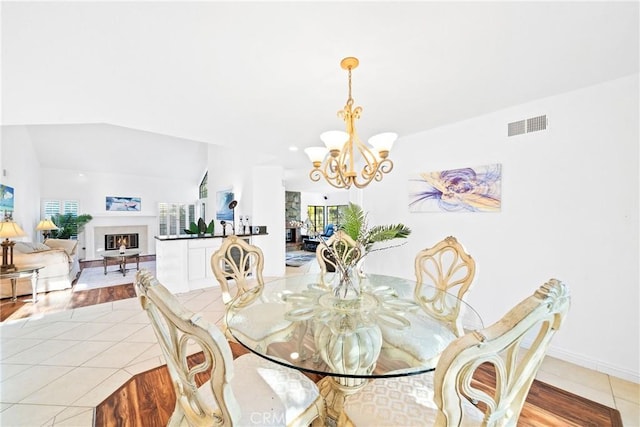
[{"x1": 319, "y1": 203, "x2": 411, "y2": 298}]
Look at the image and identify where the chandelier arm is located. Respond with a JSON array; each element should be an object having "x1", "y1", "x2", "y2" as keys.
[
  {"x1": 312, "y1": 156, "x2": 352, "y2": 189},
  {"x1": 361, "y1": 158, "x2": 394, "y2": 180},
  {"x1": 329, "y1": 157, "x2": 351, "y2": 188},
  {"x1": 308, "y1": 169, "x2": 323, "y2": 183}
]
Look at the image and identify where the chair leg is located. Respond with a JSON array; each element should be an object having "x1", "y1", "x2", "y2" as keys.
[
  {"x1": 167, "y1": 404, "x2": 186, "y2": 427},
  {"x1": 311, "y1": 396, "x2": 328, "y2": 427}
]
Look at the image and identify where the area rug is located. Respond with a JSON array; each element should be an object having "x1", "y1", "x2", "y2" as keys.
[
  {"x1": 285, "y1": 253, "x2": 316, "y2": 267},
  {"x1": 73, "y1": 261, "x2": 156, "y2": 291}
]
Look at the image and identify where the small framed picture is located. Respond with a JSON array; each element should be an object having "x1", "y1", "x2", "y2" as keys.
[{"x1": 106, "y1": 196, "x2": 141, "y2": 212}]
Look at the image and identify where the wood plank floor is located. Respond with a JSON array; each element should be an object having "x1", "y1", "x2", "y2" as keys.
[
  {"x1": 0, "y1": 282, "x2": 136, "y2": 322},
  {"x1": 0, "y1": 257, "x2": 154, "y2": 322}
]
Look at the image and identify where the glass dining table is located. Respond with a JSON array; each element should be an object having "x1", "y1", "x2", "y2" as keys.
[{"x1": 226, "y1": 273, "x2": 483, "y2": 421}]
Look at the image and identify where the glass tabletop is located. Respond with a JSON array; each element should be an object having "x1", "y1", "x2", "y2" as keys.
[{"x1": 226, "y1": 273, "x2": 483, "y2": 380}]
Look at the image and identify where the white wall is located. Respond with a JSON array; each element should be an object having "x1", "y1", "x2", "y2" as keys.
[
  {"x1": 39, "y1": 167, "x2": 198, "y2": 260},
  {"x1": 0, "y1": 126, "x2": 42, "y2": 239},
  {"x1": 253, "y1": 166, "x2": 285, "y2": 277},
  {"x1": 362, "y1": 74, "x2": 639, "y2": 382},
  {"x1": 207, "y1": 144, "x2": 286, "y2": 277}
]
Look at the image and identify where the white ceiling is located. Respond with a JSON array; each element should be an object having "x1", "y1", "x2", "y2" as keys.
[{"x1": 2, "y1": 1, "x2": 638, "y2": 191}]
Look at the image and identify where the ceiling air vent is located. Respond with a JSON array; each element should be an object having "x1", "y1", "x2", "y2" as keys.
[{"x1": 508, "y1": 115, "x2": 548, "y2": 137}]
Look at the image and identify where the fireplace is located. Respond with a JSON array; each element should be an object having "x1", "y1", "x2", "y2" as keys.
[
  {"x1": 105, "y1": 233, "x2": 139, "y2": 250},
  {"x1": 286, "y1": 227, "x2": 298, "y2": 243},
  {"x1": 94, "y1": 225, "x2": 149, "y2": 258}
]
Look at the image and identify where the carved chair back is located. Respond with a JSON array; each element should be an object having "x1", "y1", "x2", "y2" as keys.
[
  {"x1": 316, "y1": 230, "x2": 363, "y2": 286},
  {"x1": 414, "y1": 236, "x2": 476, "y2": 336},
  {"x1": 210, "y1": 235, "x2": 265, "y2": 305},
  {"x1": 435, "y1": 279, "x2": 571, "y2": 426}
]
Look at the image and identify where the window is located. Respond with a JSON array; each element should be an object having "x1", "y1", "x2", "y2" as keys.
[
  {"x1": 158, "y1": 203, "x2": 196, "y2": 236},
  {"x1": 327, "y1": 205, "x2": 348, "y2": 228},
  {"x1": 42, "y1": 199, "x2": 81, "y2": 238},
  {"x1": 199, "y1": 172, "x2": 208, "y2": 199},
  {"x1": 307, "y1": 205, "x2": 325, "y2": 235},
  {"x1": 43, "y1": 200, "x2": 79, "y2": 219}
]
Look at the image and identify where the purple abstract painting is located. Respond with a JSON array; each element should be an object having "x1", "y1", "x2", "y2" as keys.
[{"x1": 409, "y1": 164, "x2": 502, "y2": 213}]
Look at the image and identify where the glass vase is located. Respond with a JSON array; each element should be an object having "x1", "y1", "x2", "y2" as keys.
[{"x1": 333, "y1": 265, "x2": 362, "y2": 300}]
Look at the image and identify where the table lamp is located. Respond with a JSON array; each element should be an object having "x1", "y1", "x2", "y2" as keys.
[
  {"x1": 0, "y1": 220, "x2": 27, "y2": 272},
  {"x1": 36, "y1": 218, "x2": 59, "y2": 239}
]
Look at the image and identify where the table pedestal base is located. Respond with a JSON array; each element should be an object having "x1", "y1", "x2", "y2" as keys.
[{"x1": 317, "y1": 376, "x2": 368, "y2": 422}]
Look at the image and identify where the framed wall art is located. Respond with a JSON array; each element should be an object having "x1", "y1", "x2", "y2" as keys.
[
  {"x1": 216, "y1": 189, "x2": 235, "y2": 221},
  {"x1": 409, "y1": 163, "x2": 502, "y2": 213},
  {"x1": 106, "y1": 196, "x2": 141, "y2": 212},
  {"x1": 0, "y1": 184, "x2": 14, "y2": 219}
]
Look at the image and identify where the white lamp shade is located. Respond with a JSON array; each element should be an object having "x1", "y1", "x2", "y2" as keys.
[
  {"x1": 368, "y1": 132, "x2": 398, "y2": 152},
  {"x1": 304, "y1": 147, "x2": 329, "y2": 163},
  {"x1": 320, "y1": 130, "x2": 349, "y2": 151},
  {"x1": 36, "y1": 219, "x2": 59, "y2": 231},
  {"x1": 0, "y1": 221, "x2": 27, "y2": 238}
]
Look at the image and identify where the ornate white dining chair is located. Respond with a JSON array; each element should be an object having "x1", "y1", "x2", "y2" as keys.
[
  {"x1": 414, "y1": 235, "x2": 477, "y2": 337},
  {"x1": 339, "y1": 279, "x2": 571, "y2": 427},
  {"x1": 211, "y1": 235, "x2": 296, "y2": 352},
  {"x1": 315, "y1": 230, "x2": 363, "y2": 287},
  {"x1": 135, "y1": 269, "x2": 326, "y2": 427},
  {"x1": 381, "y1": 236, "x2": 477, "y2": 365},
  {"x1": 210, "y1": 235, "x2": 265, "y2": 304}
]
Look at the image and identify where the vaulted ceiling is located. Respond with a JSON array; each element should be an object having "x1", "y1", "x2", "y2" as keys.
[{"x1": 2, "y1": 1, "x2": 638, "y2": 191}]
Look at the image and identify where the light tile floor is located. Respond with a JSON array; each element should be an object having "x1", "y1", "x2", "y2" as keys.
[{"x1": 0, "y1": 264, "x2": 638, "y2": 426}]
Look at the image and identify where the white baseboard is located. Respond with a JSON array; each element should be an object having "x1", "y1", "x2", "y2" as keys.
[
  {"x1": 545, "y1": 346, "x2": 640, "y2": 384},
  {"x1": 520, "y1": 336, "x2": 640, "y2": 384}
]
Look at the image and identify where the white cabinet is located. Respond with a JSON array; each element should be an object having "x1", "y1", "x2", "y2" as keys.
[
  {"x1": 155, "y1": 234, "x2": 267, "y2": 294},
  {"x1": 188, "y1": 239, "x2": 219, "y2": 281},
  {"x1": 156, "y1": 237, "x2": 221, "y2": 294}
]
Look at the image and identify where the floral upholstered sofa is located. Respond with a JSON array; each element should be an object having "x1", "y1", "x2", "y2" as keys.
[{"x1": 0, "y1": 238, "x2": 81, "y2": 299}]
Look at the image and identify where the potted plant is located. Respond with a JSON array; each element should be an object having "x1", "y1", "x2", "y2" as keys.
[
  {"x1": 184, "y1": 217, "x2": 215, "y2": 236},
  {"x1": 49, "y1": 213, "x2": 93, "y2": 239}
]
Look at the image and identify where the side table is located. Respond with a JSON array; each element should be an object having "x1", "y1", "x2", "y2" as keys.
[{"x1": 0, "y1": 265, "x2": 44, "y2": 303}]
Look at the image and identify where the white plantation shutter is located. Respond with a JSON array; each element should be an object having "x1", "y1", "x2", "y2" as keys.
[
  {"x1": 158, "y1": 203, "x2": 196, "y2": 236},
  {"x1": 62, "y1": 201, "x2": 79, "y2": 216},
  {"x1": 42, "y1": 200, "x2": 82, "y2": 238},
  {"x1": 42, "y1": 200, "x2": 79, "y2": 219}
]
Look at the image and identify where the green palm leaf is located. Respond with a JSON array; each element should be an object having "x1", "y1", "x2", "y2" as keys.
[
  {"x1": 338, "y1": 203, "x2": 411, "y2": 252},
  {"x1": 363, "y1": 224, "x2": 412, "y2": 251},
  {"x1": 340, "y1": 203, "x2": 365, "y2": 241}
]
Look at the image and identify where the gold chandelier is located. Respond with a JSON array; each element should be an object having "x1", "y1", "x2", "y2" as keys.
[{"x1": 305, "y1": 57, "x2": 397, "y2": 189}]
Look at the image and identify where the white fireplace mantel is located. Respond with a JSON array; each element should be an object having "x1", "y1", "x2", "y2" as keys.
[{"x1": 84, "y1": 215, "x2": 158, "y2": 261}]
